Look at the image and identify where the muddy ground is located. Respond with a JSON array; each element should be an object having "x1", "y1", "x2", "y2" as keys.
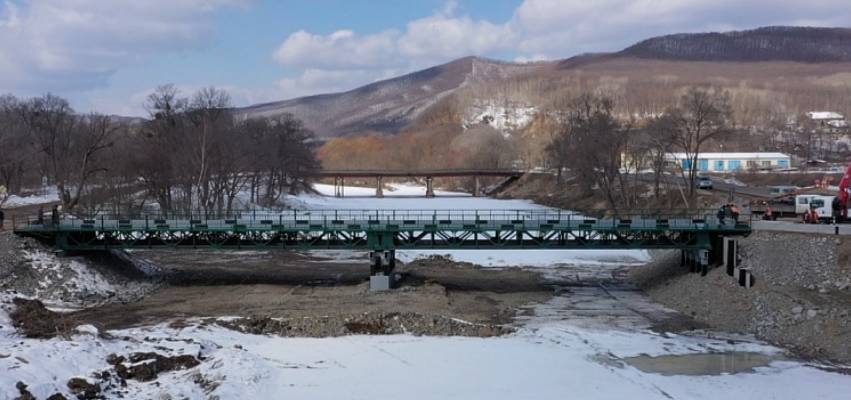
[{"x1": 67, "y1": 249, "x2": 553, "y2": 333}]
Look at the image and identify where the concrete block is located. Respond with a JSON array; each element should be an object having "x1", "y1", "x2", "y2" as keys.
[{"x1": 370, "y1": 275, "x2": 394, "y2": 291}]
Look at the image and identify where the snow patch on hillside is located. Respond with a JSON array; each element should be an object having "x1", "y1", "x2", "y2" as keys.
[
  {"x1": 3, "y1": 187, "x2": 59, "y2": 208},
  {"x1": 463, "y1": 100, "x2": 536, "y2": 134}
]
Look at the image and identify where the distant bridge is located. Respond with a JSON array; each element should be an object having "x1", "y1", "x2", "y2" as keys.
[{"x1": 309, "y1": 169, "x2": 525, "y2": 197}]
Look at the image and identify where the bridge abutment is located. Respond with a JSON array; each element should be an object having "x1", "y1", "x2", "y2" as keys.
[{"x1": 369, "y1": 250, "x2": 396, "y2": 291}]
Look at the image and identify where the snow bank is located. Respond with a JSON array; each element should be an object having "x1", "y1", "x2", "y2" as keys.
[{"x1": 3, "y1": 187, "x2": 59, "y2": 208}]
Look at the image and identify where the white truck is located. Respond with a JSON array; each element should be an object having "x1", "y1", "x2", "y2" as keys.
[{"x1": 795, "y1": 194, "x2": 836, "y2": 223}]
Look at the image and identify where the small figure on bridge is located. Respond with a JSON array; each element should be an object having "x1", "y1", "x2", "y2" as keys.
[
  {"x1": 50, "y1": 205, "x2": 59, "y2": 227},
  {"x1": 730, "y1": 204, "x2": 740, "y2": 224},
  {"x1": 36, "y1": 207, "x2": 44, "y2": 225},
  {"x1": 762, "y1": 204, "x2": 774, "y2": 221},
  {"x1": 717, "y1": 204, "x2": 732, "y2": 225}
]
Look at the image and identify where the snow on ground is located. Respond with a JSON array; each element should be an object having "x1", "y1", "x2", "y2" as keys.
[
  {"x1": 2, "y1": 293, "x2": 850, "y2": 399},
  {"x1": 3, "y1": 187, "x2": 59, "y2": 208}
]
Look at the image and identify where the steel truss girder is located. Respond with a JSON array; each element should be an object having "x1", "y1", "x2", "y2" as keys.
[{"x1": 35, "y1": 227, "x2": 719, "y2": 252}]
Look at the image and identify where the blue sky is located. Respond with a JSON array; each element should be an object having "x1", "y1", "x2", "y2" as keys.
[{"x1": 0, "y1": 0, "x2": 848, "y2": 116}]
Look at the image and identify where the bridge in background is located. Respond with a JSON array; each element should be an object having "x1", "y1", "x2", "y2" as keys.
[
  {"x1": 14, "y1": 209, "x2": 751, "y2": 288},
  {"x1": 310, "y1": 169, "x2": 525, "y2": 197}
]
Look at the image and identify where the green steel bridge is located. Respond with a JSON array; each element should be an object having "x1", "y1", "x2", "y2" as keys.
[
  {"x1": 14, "y1": 209, "x2": 749, "y2": 251},
  {"x1": 13, "y1": 209, "x2": 751, "y2": 286}
]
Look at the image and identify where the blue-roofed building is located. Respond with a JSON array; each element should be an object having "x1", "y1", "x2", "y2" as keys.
[{"x1": 666, "y1": 152, "x2": 791, "y2": 172}]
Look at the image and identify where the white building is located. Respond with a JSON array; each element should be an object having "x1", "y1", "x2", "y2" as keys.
[
  {"x1": 666, "y1": 152, "x2": 791, "y2": 172},
  {"x1": 807, "y1": 111, "x2": 844, "y2": 121},
  {"x1": 807, "y1": 111, "x2": 849, "y2": 131}
]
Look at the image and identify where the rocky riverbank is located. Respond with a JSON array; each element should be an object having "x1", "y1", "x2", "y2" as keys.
[{"x1": 630, "y1": 231, "x2": 851, "y2": 363}]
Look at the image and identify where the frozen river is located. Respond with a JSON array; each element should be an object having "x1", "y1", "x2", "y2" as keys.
[{"x1": 2, "y1": 183, "x2": 850, "y2": 399}]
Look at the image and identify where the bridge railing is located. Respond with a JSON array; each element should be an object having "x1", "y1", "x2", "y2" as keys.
[{"x1": 12, "y1": 208, "x2": 750, "y2": 231}]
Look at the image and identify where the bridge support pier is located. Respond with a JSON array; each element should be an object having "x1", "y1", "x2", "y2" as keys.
[
  {"x1": 682, "y1": 249, "x2": 710, "y2": 275},
  {"x1": 369, "y1": 250, "x2": 396, "y2": 291},
  {"x1": 425, "y1": 177, "x2": 435, "y2": 198},
  {"x1": 473, "y1": 176, "x2": 480, "y2": 197},
  {"x1": 723, "y1": 237, "x2": 739, "y2": 276},
  {"x1": 376, "y1": 176, "x2": 384, "y2": 198},
  {"x1": 334, "y1": 177, "x2": 345, "y2": 197}
]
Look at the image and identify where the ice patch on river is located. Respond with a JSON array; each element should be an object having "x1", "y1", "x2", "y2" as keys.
[
  {"x1": 290, "y1": 183, "x2": 650, "y2": 267},
  {"x1": 287, "y1": 183, "x2": 545, "y2": 210}
]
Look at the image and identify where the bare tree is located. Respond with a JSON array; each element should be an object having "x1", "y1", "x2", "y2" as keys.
[
  {"x1": 669, "y1": 87, "x2": 732, "y2": 199},
  {"x1": 19, "y1": 94, "x2": 114, "y2": 212},
  {"x1": 187, "y1": 87, "x2": 231, "y2": 212},
  {"x1": 547, "y1": 94, "x2": 630, "y2": 208},
  {"x1": 640, "y1": 115, "x2": 678, "y2": 200},
  {"x1": 0, "y1": 95, "x2": 31, "y2": 204}
]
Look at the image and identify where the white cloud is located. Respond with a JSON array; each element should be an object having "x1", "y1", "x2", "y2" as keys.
[
  {"x1": 0, "y1": 0, "x2": 247, "y2": 92},
  {"x1": 397, "y1": 9, "x2": 514, "y2": 59},
  {"x1": 274, "y1": 29, "x2": 402, "y2": 70},
  {"x1": 271, "y1": 2, "x2": 516, "y2": 100}
]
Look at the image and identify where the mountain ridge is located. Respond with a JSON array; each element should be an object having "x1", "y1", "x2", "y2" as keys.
[{"x1": 235, "y1": 25, "x2": 851, "y2": 137}]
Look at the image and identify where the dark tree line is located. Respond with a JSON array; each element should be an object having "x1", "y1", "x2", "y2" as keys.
[{"x1": 0, "y1": 86, "x2": 319, "y2": 214}]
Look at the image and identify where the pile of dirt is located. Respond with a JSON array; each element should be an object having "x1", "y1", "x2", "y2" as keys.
[
  {"x1": 216, "y1": 312, "x2": 513, "y2": 338},
  {"x1": 9, "y1": 298, "x2": 74, "y2": 339},
  {"x1": 0, "y1": 232, "x2": 159, "y2": 308},
  {"x1": 66, "y1": 377, "x2": 100, "y2": 399},
  {"x1": 13, "y1": 381, "x2": 68, "y2": 400},
  {"x1": 631, "y1": 233, "x2": 851, "y2": 363},
  {"x1": 494, "y1": 173, "x2": 608, "y2": 210},
  {"x1": 109, "y1": 352, "x2": 201, "y2": 382}
]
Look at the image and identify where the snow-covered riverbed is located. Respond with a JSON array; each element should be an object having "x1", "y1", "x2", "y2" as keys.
[{"x1": 2, "y1": 183, "x2": 850, "y2": 399}]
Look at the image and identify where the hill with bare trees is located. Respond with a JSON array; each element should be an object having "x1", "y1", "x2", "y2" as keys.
[
  {"x1": 620, "y1": 26, "x2": 851, "y2": 62},
  {"x1": 237, "y1": 57, "x2": 546, "y2": 138},
  {"x1": 236, "y1": 26, "x2": 851, "y2": 142}
]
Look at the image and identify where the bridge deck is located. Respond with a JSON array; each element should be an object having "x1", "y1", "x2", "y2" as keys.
[{"x1": 14, "y1": 209, "x2": 750, "y2": 251}]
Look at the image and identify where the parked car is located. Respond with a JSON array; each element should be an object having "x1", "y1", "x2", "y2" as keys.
[{"x1": 696, "y1": 176, "x2": 713, "y2": 190}]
